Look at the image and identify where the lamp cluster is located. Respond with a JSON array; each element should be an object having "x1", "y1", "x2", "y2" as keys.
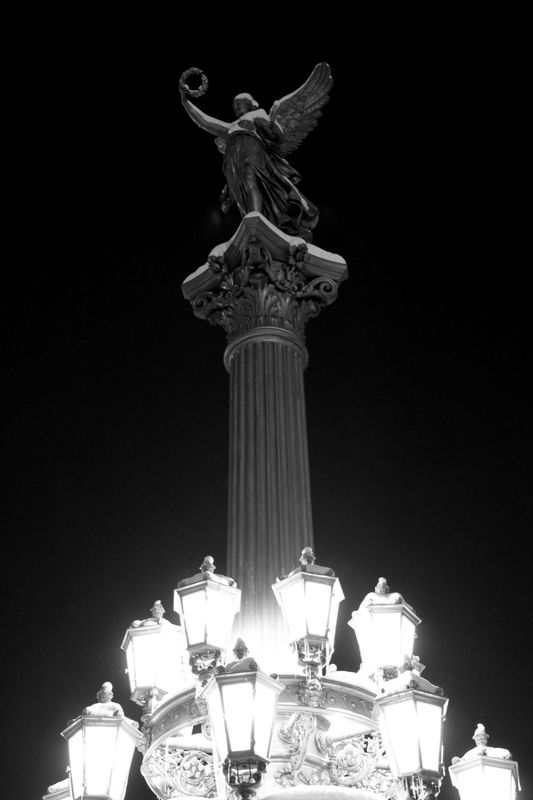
[{"x1": 48, "y1": 550, "x2": 520, "y2": 800}]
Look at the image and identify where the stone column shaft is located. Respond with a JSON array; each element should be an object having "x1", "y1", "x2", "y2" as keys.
[{"x1": 226, "y1": 330, "x2": 312, "y2": 667}]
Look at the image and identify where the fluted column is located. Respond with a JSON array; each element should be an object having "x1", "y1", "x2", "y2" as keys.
[
  {"x1": 182, "y1": 213, "x2": 347, "y2": 671},
  {"x1": 225, "y1": 328, "x2": 312, "y2": 668}
]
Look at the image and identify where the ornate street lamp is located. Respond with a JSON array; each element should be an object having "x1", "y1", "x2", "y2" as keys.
[
  {"x1": 272, "y1": 546, "x2": 344, "y2": 675},
  {"x1": 174, "y1": 556, "x2": 241, "y2": 676},
  {"x1": 121, "y1": 600, "x2": 190, "y2": 717},
  {"x1": 374, "y1": 670, "x2": 448, "y2": 798},
  {"x1": 449, "y1": 723, "x2": 521, "y2": 800},
  {"x1": 61, "y1": 682, "x2": 143, "y2": 800},
  {"x1": 349, "y1": 577, "x2": 421, "y2": 680},
  {"x1": 203, "y1": 642, "x2": 284, "y2": 799}
]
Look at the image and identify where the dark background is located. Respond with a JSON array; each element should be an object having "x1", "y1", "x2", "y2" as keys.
[{"x1": 6, "y1": 26, "x2": 531, "y2": 799}]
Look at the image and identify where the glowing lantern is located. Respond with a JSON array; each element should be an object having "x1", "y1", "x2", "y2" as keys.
[
  {"x1": 449, "y1": 723, "x2": 520, "y2": 800},
  {"x1": 272, "y1": 547, "x2": 343, "y2": 670},
  {"x1": 121, "y1": 600, "x2": 190, "y2": 711},
  {"x1": 349, "y1": 577, "x2": 420, "y2": 678},
  {"x1": 375, "y1": 670, "x2": 448, "y2": 792},
  {"x1": 61, "y1": 683, "x2": 142, "y2": 800},
  {"x1": 204, "y1": 646, "x2": 284, "y2": 796},
  {"x1": 174, "y1": 556, "x2": 241, "y2": 674}
]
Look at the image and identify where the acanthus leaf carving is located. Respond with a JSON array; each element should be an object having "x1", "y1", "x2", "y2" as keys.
[
  {"x1": 141, "y1": 746, "x2": 219, "y2": 798},
  {"x1": 190, "y1": 238, "x2": 339, "y2": 340}
]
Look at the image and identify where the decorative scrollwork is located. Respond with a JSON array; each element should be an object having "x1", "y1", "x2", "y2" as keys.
[
  {"x1": 275, "y1": 712, "x2": 317, "y2": 786},
  {"x1": 314, "y1": 730, "x2": 387, "y2": 789},
  {"x1": 298, "y1": 675, "x2": 326, "y2": 708},
  {"x1": 142, "y1": 746, "x2": 217, "y2": 798},
  {"x1": 189, "y1": 235, "x2": 340, "y2": 341}
]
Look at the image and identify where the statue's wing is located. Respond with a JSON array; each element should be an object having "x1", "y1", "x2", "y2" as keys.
[{"x1": 269, "y1": 63, "x2": 333, "y2": 156}]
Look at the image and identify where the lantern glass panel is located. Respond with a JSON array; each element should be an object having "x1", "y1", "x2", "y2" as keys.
[
  {"x1": 401, "y1": 615, "x2": 416, "y2": 660},
  {"x1": 418, "y1": 700, "x2": 442, "y2": 772},
  {"x1": 329, "y1": 580, "x2": 343, "y2": 639},
  {"x1": 453, "y1": 762, "x2": 516, "y2": 800},
  {"x1": 84, "y1": 724, "x2": 117, "y2": 796},
  {"x1": 181, "y1": 590, "x2": 207, "y2": 647},
  {"x1": 254, "y1": 679, "x2": 276, "y2": 760},
  {"x1": 159, "y1": 628, "x2": 187, "y2": 694},
  {"x1": 206, "y1": 681, "x2": 228, "y2": 762},
  {"x1": 279, "y1": 580, "x2": 306, "y2": 642},
  {"x1": 205, "y1": 586, "x2": 238, "y2": 650},
  {"x1": 67, "y1": 728, "x2": 83, "y2": 800},
  {"x1": 381, "y1": 697, "x2": 419, "y2": 774},
  {"x1": 484, "y1": 765, "x2": 516, "y2": 800},
  {"x1": 455, "y1": 766, "x2": 479, "y2": 800},
  {"x1": 305, "y1": 580, "x2": 331, "y2": 637},
  {"x1": 108, "y1": 726, "x2": 135, "y2": 800},
  {"x1": 125, "y1": 639, "x2": 137, "y2": 690},
  {"x1": 373, "y1": 611, "x2": 401, "y2": 666},
  {"x1": 222, "y1": 680, "x2": 254, "y2": 753}
]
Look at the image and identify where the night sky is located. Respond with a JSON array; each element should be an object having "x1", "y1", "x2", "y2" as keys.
[{"x1": 6, "y1": 29, "x2": 531, "y2": 799}]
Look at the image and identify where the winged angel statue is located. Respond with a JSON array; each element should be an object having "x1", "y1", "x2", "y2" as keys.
[{"x1": 179, "y1": 63, "x2": 333, "y2": 242}]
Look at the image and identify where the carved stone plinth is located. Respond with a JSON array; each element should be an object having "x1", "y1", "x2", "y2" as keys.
[{"x1": 183, "y1": 213, "x2": 348, "y2": 670}]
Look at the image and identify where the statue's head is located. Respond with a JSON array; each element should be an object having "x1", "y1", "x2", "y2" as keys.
[{"x1": 233, "y1": 93, "x2": 258, "y2": 117}]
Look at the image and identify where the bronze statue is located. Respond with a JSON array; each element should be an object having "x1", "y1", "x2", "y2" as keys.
[{"x1": 179, "y1": 63, "x2": 333, "y2": 242}]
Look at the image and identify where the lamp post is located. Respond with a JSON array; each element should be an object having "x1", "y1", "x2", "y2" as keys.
[
  {"x1": 174, "y1": 556, "x2": 241, "y2": 678},
  {"x1": 449, "y1": 723, "x2": 521, "y2": 800},
  {"x1": 61, "y1": 683, "x2": 142, "y2": 800},
  {"x1": 43, "y1": 62, "x2": 523, "y2": 800},
  {"x1": 272, "y1": 546, "x2": 344, "y2": 678},
  {"x1": 121, "y1": 600, "x2": 190, "y2": 718},
  {"x1": 203, "y1": 643, "x2": 284, "y2": 799}
]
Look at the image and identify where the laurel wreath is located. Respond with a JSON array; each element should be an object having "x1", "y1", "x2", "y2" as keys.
[{"x1": 179, "y1": 67, "x2": 209, "y2": 98}]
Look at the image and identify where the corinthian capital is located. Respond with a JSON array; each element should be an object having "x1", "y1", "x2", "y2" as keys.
[{"x1": 182, "y1": 213, "x2": 348, "y2": 341}]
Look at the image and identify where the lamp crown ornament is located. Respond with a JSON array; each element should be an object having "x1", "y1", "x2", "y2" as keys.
[
  {"x1": 200, "y1": 555, "x2": 216, "y2": 575},
  {"x1": 472, "y1": 722, "x2": 489, "y2": 749},
  {"x1": 85, "y1": 681, "x2": 124, "y2": 717},
  {"x1": 150, "y1": 599, "x2": 165, "y2": 620},
  {"x1": 299, "y1": 545, "x2": 315, "y2": 566}
]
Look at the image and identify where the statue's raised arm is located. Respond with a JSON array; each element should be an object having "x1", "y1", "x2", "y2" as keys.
[
  {"x1": 179, "y1": 68, "x2": 231, "y2": 139},
  {"x1": 179, "y1": 64, "x2": 333, "y2": 242}
]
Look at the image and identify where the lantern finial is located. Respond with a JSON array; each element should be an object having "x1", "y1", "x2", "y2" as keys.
[
  {"x1": 97, "y1": 681, "x2": 113, "y2": 702},
  {"x1": 233, "y1": 637, "x2": 249, "y2": 659},
  {"x1": 473, "y1": 723, "x2": 489, "y2": 748},
  {"x1": 83, "y1": 682, "x2": 124, "y2": 717},
  {"x1": 299, "y1": 546, "x2": 316, "y2": 566},
  {"x1": 201, "y1": 555, "x2": 216, "y2": 574},
  {"x1": 150, "y1": 599, "x2": 165, "y2": 620}
]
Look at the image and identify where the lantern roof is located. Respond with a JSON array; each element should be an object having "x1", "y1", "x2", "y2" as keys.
[
  {"x1": 378, "y1": 669, "x2": 443, "y2": 698},
  {"x1": 82, "y1": 681, "x2": 124, "y2": 717},
  {"x1": 176, "y1": 555, "x2": 237, "y2": 589},
  {"x1": 223, "y1": 638, "x2": 260, "y2": 673},
  {"x1": 121, "y1": 601, "x2": 181, "y2": 651},
  {"x1": 357, "y1": 576, "x2": 419, "y2": 616},
  {"x1": 284, "y1": 546, "x2": 336, "y2": 578},
  {"x1": 451, "y1": 723, "x2": 518, "y2": 764}
]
